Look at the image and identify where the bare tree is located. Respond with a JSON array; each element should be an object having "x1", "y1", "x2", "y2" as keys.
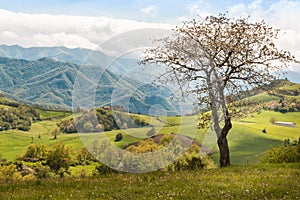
[{"x1": 140, "y1": 14, "x2": 296, "y2": 167}]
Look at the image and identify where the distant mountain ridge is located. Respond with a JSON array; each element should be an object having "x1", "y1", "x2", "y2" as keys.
[
  {"x1": 0, "y1": 44, "x2": 101, "y2": 64},
  {"x1": 0, "y1": 57, "x2": 177, "y2": 115},
  {"x1": 0, "y1": 44, "x2": 138, "y2": 75},
  {"x1": 0, "y1": 44, "x2": 299, "y2": 84}
]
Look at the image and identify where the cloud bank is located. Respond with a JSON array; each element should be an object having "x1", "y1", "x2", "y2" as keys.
[{"x1": 0, "y1": 9, "x2": 170, "y2": 50}]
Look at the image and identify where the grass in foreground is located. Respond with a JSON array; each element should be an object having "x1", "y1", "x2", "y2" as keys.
[{"x1": 0, "y1": 163, "x2": 299, "y2": 200}]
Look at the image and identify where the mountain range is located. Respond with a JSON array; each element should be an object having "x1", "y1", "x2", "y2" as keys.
[
  {"x1": 0, "y1": 44, "x2": 298, "y2": 115},
  {"x1": 0, "y1": 44, "x2": 299, "y2": 83},
  {"x1": 0, "y1": 56, "x2": 178, "y2": 115},
  {"x1": 0, "y1": 44, "x2": 139, "y2": 76}
]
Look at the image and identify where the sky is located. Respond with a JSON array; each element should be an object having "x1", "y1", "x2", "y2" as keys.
[
  {"x1": 0, "y1": 0, "x2": 284, "y2": 23},
  {"x1": 0, "y1": 0, "x2": 299, "y2": 72}
]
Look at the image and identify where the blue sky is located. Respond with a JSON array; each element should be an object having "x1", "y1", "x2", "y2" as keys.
[
  {"x1": 0, "y1": 0, "x2": 299, "y2": 75},
  {"x1": 0, "y1": 0, "x2": 280, "y2": 23}
]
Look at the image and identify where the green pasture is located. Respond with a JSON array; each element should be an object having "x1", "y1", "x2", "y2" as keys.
[{"x1": 0, "y1": 110, "x2": 299, "y2": 165}]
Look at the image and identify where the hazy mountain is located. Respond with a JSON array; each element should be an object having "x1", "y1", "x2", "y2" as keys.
[
  {"x1": 0, "y1": 44, "x2": 138, "y2": 75},
  {"x1": 0, "y1": 44, "x2": 101, "y2": 64},
  {"x1": 1, "y1": 45, "x2": 299, "y2": 84},
  {"x1": 0, "y1": 57, "x2": 178, "y2": 115}
]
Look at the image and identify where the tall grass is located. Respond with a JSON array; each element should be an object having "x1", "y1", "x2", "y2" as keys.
[{"x1": 0, "y1": 163, "x2": 299, "y2": 199}]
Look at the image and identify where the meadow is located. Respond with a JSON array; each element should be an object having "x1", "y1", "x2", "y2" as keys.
[
  {"x1": 1, "y1": 108, "x2": 299, "y2": 166},
  {"x1": 0, "y1": 163, "x2": 299, "y2": 199},
  {"x1": 0, "y1": 83, "x2": 300, "y2": 200}
]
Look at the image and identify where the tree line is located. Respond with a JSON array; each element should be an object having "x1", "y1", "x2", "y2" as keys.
[
  {"x1": 57, "y1": 108, "x2": 149, "y2": 134},
  {"x1": 0, "y1": 105, "x2": 40, "y2": 131}
]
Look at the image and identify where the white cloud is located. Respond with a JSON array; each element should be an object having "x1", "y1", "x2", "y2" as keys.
[
  {"x1": 227, "y1": 0, "x2": 300, "y2": 72},
  {"x1": 0, "y1": 9, "x2": 170, "y2": 51},
  {"x1": 140, "y1": 6, "x2": 157, "y2": 18},
  {"x1": 187, "y1": 0, "x2": 211, "y2": 19}
]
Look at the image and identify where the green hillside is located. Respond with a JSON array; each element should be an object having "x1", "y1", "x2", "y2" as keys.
[
  {"x1": 0, "y1": 57, "x2": 176, "y2": 115},
  {"x1": 1, "y1": 108, "x2": 299, "y2": 165}
]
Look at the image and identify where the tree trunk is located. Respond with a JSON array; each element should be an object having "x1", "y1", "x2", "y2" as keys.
[
  {"x1": 217, "y1": 117, "x2": 232, "y2": 167},
  {"x1": 218, "y1": 135, "x2": 230, "y2": 167}
]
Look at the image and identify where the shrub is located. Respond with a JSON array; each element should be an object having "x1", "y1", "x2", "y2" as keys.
[
  {"x1": 115, "y1": 133, "x2": 123, "y2": 142},
  {"x1": 95, "y1": 124, "x2": 104, "y2": 132},
  {"x1": 279, "y1": 107, "x2": 288, "y2": 113},
  {"x1": 22, "y1": 144, "x2": 48, "y2": 162},
  {"x1": 0, "y1": 164, "x2": 22, "y2": 182},
  {"x1": 159, "y1": 134, "x2": 174, "y2": 146},
  {"x1": 83, "y1": 122, "x2": 94, "y2": 132},
  {"x1": 33, "y1": 163, "x2": 52, "y2": 179},
  {"x1": 126, "y1": 135, "x2": 215, "y2": 171},
  {"x1": 171, "y1": 144, "x2": 207, "y2": 171},
  {"x1": 22, "y1": 174, "x2": 37, "y2": 181},
  {"x1": 260, "y1": 141, "x2": 300, "y2": 163},
  {"x1": 76, "y1": 147, "x2": 95, "y2": 165},
  {"x1": 133, "y1": 118, "x2": 148, "y2": 126},
  {"x1": 57, "y1": 119, "x2": 77, "y2": 133},
  {"x1": 46, "y1": 143, "x2": 74, "y2": 174}
]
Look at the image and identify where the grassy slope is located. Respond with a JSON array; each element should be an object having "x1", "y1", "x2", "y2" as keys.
[
  {"x1": 1, "y1": 81, "x2": 300, "y2": 163},
  {"x1": 0, "y1": 163, "x2": 299, "y2": 199},
  {"x1": 36, "y1": 109, "x2": 72, "y2": 120},
  {"x1": 1, "y1": 110, "x2": 299, "y2": 166},
  {"x1": 246, "y1": 92, "x2": 280, "y2": 103},
  {"x1": 211, "y1": 111, "x2": 300, "y2": 164}
]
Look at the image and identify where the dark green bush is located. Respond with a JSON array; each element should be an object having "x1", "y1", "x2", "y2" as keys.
[
  {"x1": 115, "y1": 133, "x2": 123, "y2": 142},
  {"x1": 260, "y1": 140, "x2": 300, "y2": 163},
  {"x1": 46, "y1": 143, "x2": 74, "y2": 174}
]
